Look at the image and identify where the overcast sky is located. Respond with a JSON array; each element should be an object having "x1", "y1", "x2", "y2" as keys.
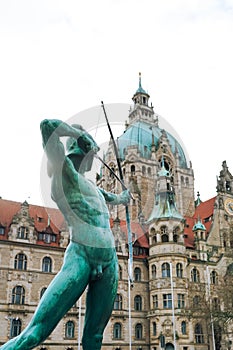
[{"x1": 0, "y1": 0, "x2": 233, "y2": 208}]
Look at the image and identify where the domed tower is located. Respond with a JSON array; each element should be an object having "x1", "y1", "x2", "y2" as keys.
[{"x1": 98, "y1": 74, "x2": 195, "y2": 221}]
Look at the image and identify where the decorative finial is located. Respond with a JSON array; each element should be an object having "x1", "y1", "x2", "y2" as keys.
[{"x1": 139, "y1": 72, "x2": 142, "y2": 89}]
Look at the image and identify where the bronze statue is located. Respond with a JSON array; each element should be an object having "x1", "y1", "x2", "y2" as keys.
[{"x1": 1, "y1": 119, "x2": 130, "y2": 350}]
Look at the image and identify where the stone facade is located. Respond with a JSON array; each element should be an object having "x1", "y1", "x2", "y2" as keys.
[{"x1": 0, "y1": 78, "x2": 233, "y2": 350}]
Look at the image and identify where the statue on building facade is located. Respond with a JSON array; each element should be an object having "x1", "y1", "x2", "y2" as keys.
[{"x1": 0, "y1": 119, "x2": 130, "y2": 350}]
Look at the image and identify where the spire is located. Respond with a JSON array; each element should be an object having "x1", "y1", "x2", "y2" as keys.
[
  {"x1": 136, "y1": 72, "x2": 146, "y2": 94},
  {"x1": 195, "y1": 191, "x2": 202, "y2": 207},
  {"x1": 132, "y1": 72, "x2": 150, "y2": 105}
]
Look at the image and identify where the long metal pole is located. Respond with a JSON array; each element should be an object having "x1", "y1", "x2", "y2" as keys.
[
  {"x1": 206, "y1": 266, "x2": 216, "y2": 350},
  {"x1": 128, "y1": 271, "x2": 132, "y2": 350},
  {"x1": 170, "y1": 262, "x2": 177, "y2": 350},
  {"x1": 78, "y1": 296, "x2": 82, "y2": 350},
  {"x1": 101, "y1": 102, "x2": 133, "y2": 349}
]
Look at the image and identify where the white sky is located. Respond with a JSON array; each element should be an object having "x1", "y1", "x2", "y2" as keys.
[{"x1": 0, "y1": 0, "x2": 233, "y2": 207}]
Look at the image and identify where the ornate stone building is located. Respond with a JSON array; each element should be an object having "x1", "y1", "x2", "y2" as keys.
[{"x1": 0, "y1": 77, "x2": 233, "y2": 350}]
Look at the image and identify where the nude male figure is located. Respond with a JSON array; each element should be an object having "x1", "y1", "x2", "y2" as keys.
[{"x1": 0, "y1": 119, "x2": 130, "y2": 350}]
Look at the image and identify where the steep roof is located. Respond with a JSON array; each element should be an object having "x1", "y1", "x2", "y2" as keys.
[
  {"x1": 0, "y1": 198, "x2": 66, "y2": 245},
  {"x1": 184, "y1": 197, "x2": 216, "y2": 248}
]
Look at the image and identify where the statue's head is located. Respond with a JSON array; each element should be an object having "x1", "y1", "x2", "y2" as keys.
[{"x1": 66, "y1": 124, "x2": 97, "y2": 173}]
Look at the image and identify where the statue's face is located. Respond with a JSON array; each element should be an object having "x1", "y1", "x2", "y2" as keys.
[{"x1": 68, "y1": 152, "x2": 94, "y2": 174}]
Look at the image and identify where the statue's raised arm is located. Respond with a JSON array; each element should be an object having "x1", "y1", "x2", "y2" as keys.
[{"x1": 40, "y1": 119, "x2": 98, "y2": 171}]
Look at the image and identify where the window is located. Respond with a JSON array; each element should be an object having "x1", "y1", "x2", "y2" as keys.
[
  {"x1": 17, "y1": 226, "x2": 29, "y2": 239},
  {"x1": 10, "y1": 318, "x2": 21, "y2": 338},
  {"x1": 114, "y1": 294, "x2": 122, "y2": 310},
  {"x1": 195, "y1": 323, "x2": 204, "y2": 343},
  {"x1": 163, "y1": 294, "x2": 172, "y2": 309},
  {"x1": 131, "y1": 165, "x2": 135, "y2": 176},
  {"x1": 161, "y1": 234, "x2": 169, "y2": 242},
  {"x1": 181, "y1": 321, "x2": 187, "y2": 335},
  {"x1": 162, "y1": 263, "x2": 170, "y2": 278},
  {"x1": 12, "y1": 286, "x2": 25, "y2": 304},
  {"x1": 14, "y1": 253, "x2": 27, "y2": 270},
  {"x1": 65, "y1": 321, "x2": 75, "y2": 338},
  {"x1": 178, "y1": 294, "x2": 185, "y2": 308},
  {"x1": 212, "y1": 297, "x2": 220, "y2": 311},
  {"x1": 152, "y1": 264, "x2": 156, "y2": 278},
  {"x1": 38, "y1": 233, "x2": 56, "y2": 243},
  {"x1": 135, "y1": 323, "x2": 143, "y2": 339},
  {"x1": 176, "y1": 263, "x2": 183, "y2": 278},
  {"x1": 113, "y1": 323, "x2": 122, "y2": 339},
  {"x1": 40, "y1": 287, "x2": 47, "y2": 299},
  {"x1": 152, "y1": 295, "x2": 158, "y2": 309},
  {"x1": 42, "y1": 257, "x2": 52, "y2": 272},
  {"x1": 119, "y1": 265, "x2": 122, "y2": 280},
  {"x1": 152, "y1": 321, "x2": 157, "y2": 336},
  {"x1": 134, "y1": 267, "x2": 141, "y2": 281},
  {"x1": 191, "y1": 267, "x2": 200, "y2": 282},
  {"x1": 134, "y1": 295, "x2": 142, "y2": 311},
  {"x1": 115, "y1": 239, "x2": 122, "y2": 252},
  {"x1": 0, "y1": 226, "x2": 5, "y2": 235},
  {"x1": 210, "y1": 271, "x2": 218, "y2": 284}
]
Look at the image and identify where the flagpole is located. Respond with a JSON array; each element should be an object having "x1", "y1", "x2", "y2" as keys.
[{"x1": 170, "y1": 262, "x2": 177, "y2": 350}]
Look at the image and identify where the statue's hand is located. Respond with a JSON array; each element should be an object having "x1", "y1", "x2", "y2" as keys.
[
  {"x1": 119, "y1": 190, "x2": 131, "y2": 206},
  {"x1": 78, "y1": 133, "x2": 100, "y2": 154}
]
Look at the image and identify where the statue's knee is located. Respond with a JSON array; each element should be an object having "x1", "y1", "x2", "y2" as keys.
[{"x1": 82, "y1": 333, "x2": 103, "y2": 350}]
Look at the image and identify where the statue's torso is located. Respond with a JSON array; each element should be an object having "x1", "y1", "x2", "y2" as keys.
[{"x1": 51, "y1": 163, "x2": 115, "y2": 249}]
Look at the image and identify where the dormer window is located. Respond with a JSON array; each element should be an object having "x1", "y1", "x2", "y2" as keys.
[{"x1": 17, "y1": 226, "x2": 29, "y2": 239}]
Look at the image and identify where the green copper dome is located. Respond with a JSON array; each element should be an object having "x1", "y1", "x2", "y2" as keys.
[
  {"x1": 117, "y1": 120, "x2": 188, "y2": 168},
  {"x1": 192, "y1": 220, "x2": 206, "y2": 232}
]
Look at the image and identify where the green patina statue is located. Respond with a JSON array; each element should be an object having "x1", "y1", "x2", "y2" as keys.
[{"x1": 1, "y1": 119, "x2": 130, "y2": 350}]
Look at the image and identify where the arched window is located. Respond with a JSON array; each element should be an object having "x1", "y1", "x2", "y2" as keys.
[
  {"x1": 181, "y1": 321, "x2": 187, "y2": 335},
  {"x1": 131, "y1": 165, "x2": 135, "y2": 176},
  {"x1": 147, "y1": 167, "x2": 151, "y2": 175},
  {"x1": 65, "y1": 321, "x2": 75, "y2": 338},
  {"x1": 152, "y1": 235, "x2": 157, "y2": 244},
  {"x1": 160, "y1": 226, "x2": 169, "y2": 242},
  {"x1": 17, "y1": 226, "x2": 29, "y2": 239},
  {"x1": 135, "y1": 323, "x2": 143, "y2": 339},
  {"x1": 14, "y1": 253, "x2": 27, "y2": 270},
  {"x1": 12, "y1": 286, "x2": 25, "y2": 304},
  {"x1": 42, "y1": 257, "x2": 52, "y2": 272},
  {"x1": 10, "y1": 318, "x2": 22, "y2": 338},
  {"x1": 119, "y1": 265, "x2": 122, "y2": 280},
  {"x1": 176, "y1": 263, "x2": 183, "y2": 278},
  {"x1": 134, "y1": 295, "x2": 142, "y2": 311},
  {"x1": 162, "y1": 234, "x2": 169, "y2": 242},
  {"x1": 191, "y1": 267, "x2": 200, "y2": 282},
  {"x1": 151, "y1": 264, "x2": 156, "y2": 279},
  {"x1": 114, "y1": 294, "x2": 122, "y2": 310},
  {"x1": 113, "y1": 322, "x2": 122, "y2": 339},
  {"x1": 152, "y1": 321, "x2": 157, "y2": 336},
  {"x1": 195, "y1": 323, "x2": 204, "y2": 343},
  {"x1": 40, "y1": 287, "x2": 47, "y2": 299},
  {"x1": 134, "y1": 267, "x2": 141, "y2": 281},
  {"x1": 210, "y1": 271, "x2": 218, "y2": 284},
  {"x1": 162, "y1": 263, "x2": 170, "y2": 278},
  {"x1": 142, "y1": 166, "x2": 146, "y2": 175}
]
